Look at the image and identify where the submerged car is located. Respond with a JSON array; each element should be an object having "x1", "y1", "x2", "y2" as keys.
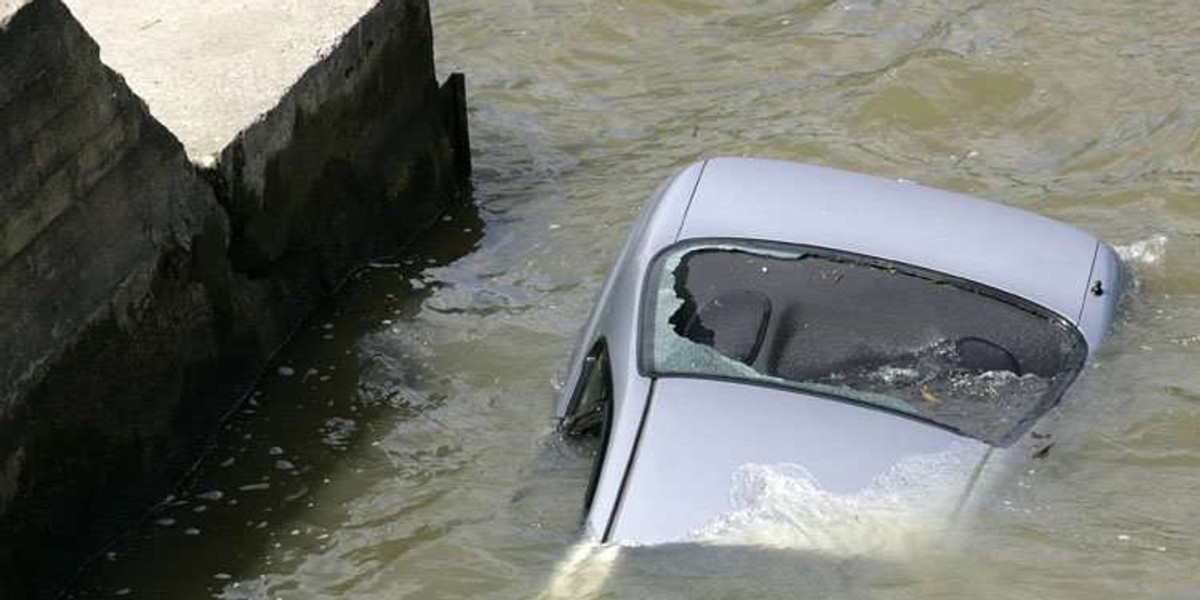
[{"x1": 555, "y1": 157, "x2": 1123, "y2": 546}]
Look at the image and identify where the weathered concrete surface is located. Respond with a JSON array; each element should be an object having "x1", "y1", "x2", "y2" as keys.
[
  {"x1": 0, "y1": 0, "x2": 469, "y2": 597},
  {"x1": 66, "y1": 0, "x2": 378, "y2": 159},
  {"x1": 1, "y1": 2, "x2": 230, "y2": 596},
  {"x1": 1, "y1": 1, "x2": 31, "y2": 26},
  {"x1": 210, "y1": 0, "x2": 471, "y2": 345}
]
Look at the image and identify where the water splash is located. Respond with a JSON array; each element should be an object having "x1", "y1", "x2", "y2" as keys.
[
  {"x1": 534, "y1": 445, "x2": 986, "y2": 597},
  {"x1": 1116, "y1": 234, "x2": 1168, "y2": 267},
  {"x1": 689, "y1": 443, "x2": 985, "y2": 558},
  {"x1": 539, "y1": 541, "x2": 621, "y2": 600}
]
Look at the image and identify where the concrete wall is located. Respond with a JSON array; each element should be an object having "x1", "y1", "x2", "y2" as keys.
[{"x1": 0, "y1": 0, "x2": 469, "y2": 597}]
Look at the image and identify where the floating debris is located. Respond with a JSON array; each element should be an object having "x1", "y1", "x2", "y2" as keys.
[
  {"x1": 920, "y1": 387, "x2": 942, "y2": 405},
  {"x1": 277, "y1": 366, "x2": 296, "y2": 377},
  {"x1": 321, "y1": 417, "x2": 357, "y2": 449},
  {"x1": 283, "y1": 486, "x2": 310, "y2": 503},
  {"x1": 196, "y1": 490, "x2": 224, "y2": 502}
]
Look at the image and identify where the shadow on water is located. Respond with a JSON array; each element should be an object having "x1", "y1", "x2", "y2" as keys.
[{"x1": 62, "y1": 201, "x2": 485, "y2": 599}]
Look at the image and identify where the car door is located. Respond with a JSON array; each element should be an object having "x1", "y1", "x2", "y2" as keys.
[{"x1": 561, "y1": 341, "x2": 614, "y2": 513}]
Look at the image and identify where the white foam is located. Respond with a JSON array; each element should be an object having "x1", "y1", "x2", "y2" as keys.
[
  {"x1": 1115, "y1": 234, "x2": 1168, "y2": 267},
  {"x1": 539, "y1": 541, "x2": 621, "y2": 600},
  {"x1": 688, "y1": 443, "x2": 984, "y2": 557}
]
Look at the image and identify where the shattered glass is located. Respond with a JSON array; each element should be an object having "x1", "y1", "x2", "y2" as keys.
[{"x1": 643, "y1": 241, "x2": 1086, "y2": 446}]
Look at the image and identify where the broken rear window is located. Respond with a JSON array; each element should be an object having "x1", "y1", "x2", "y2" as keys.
[{"x1": 640, "y1": 240, "x2": 1088, "y2": 446}]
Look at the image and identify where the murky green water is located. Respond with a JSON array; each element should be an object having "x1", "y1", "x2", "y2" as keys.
[{"x1": 69, "y1": 1, "x2": 1199, "y2": 598}]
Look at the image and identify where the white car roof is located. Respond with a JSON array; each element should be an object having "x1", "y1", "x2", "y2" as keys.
[{"x1": 677, "y1": 157, "x2": 1101, "y2": 326}]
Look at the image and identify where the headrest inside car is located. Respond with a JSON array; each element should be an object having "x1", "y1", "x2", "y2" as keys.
[
  {"x1": 683, "y1": 290, "x2": 772, "y2": 365},
  {"x1": 955, "y1": 337, "x2": 1021, "y2": 375}
]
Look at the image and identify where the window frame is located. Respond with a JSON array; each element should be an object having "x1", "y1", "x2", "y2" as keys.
[
  {"x1": 636, "y1": 238, "x2": 1089, "y2": 447},
  {"x1": 561, "y1": 340, "x2": 614, "y2": 513}
]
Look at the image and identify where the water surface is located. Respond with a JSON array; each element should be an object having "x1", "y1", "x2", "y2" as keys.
[{"x1": 70, "y1": 1, "x2": 1200, "y2": 598}]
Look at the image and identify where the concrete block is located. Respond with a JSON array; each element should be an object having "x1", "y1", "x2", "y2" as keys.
[
  {"x1": 0, "y1": 0, "x2": 469, "y2": 596},
  {"x1": 65, "y1": 0, "x2": 379, "y2": 160}
]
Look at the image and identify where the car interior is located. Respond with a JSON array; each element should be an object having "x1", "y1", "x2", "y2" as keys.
[{"x1": 667, "y1": 247, "x2": 1083, "y2": 385}]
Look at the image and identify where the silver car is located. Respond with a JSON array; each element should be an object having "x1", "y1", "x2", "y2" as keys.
[{"x1": 555, "y1": 157, "x2": 1123, "y2": 546}]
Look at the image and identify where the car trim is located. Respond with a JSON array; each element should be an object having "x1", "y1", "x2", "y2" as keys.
[
  {"x1": 635, "y1": 237, "x2": 1090, "y2": 448},
  {"x1": 602, "y1": 378, "x2": 657, "y2": 543},
  {"x1": 952, "y1": 446, "x2": 993, "y2": 520},
  {"x1": 561, "y1": 340, "x2": 606, "y2": 433},
  {"x1": 672, "y1": 159, "x2": 708, "y2": 242},
  {"x1": 649, "y1": 371, "x2": 977, "y2": 439},
  {"x1": 1076, "y1": 241, "x2": 1101, "y2": 324}
]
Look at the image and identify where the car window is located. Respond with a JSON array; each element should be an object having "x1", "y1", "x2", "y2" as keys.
[
  {"x1": 641, "y1": 240, "x2": 1088, "y2": 446},
  {"x1": 562, "y1": 342, "x2": 613, "y2": 511}
]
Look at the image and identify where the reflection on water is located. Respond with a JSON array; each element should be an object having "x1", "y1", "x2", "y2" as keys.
[{"x1": 70, "y1": 0, "x2": 1200, "y2": 597}]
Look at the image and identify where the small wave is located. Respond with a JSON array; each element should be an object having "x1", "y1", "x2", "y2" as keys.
[
  {"x1": 539, "y1": 542, "x2": 621, "y2": 600},
  {"x1": 1115, "y1": 234, "x2": 1168, "y2": 267},
  {"x1": 688, "y1": 443, "x2": 984, "y2": 557}
]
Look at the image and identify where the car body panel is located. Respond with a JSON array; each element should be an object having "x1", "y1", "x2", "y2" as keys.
[
  {"x1": 607, "y1": 377, "x2": 986, "y2": 544},
  {"x1": 679, "y1": 158, "x2": 1101, "y2": 332},
  {"x1": 1077, "y1": 241, "x2": 1125, "y2": 350},
  {"x1": 557, "y1": 161, "x2": 706, "y2": 538},
  {"x1": 556, "y1": 161, "x2": 703, "y2": 420},
  {"x1": 556, "y1": 157, "x2": 1124, "y2": 543}
]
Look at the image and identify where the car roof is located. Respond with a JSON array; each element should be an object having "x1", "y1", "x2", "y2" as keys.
[{"x1": 675, "y1": 157, "x2": 1102, "y2": 327}]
